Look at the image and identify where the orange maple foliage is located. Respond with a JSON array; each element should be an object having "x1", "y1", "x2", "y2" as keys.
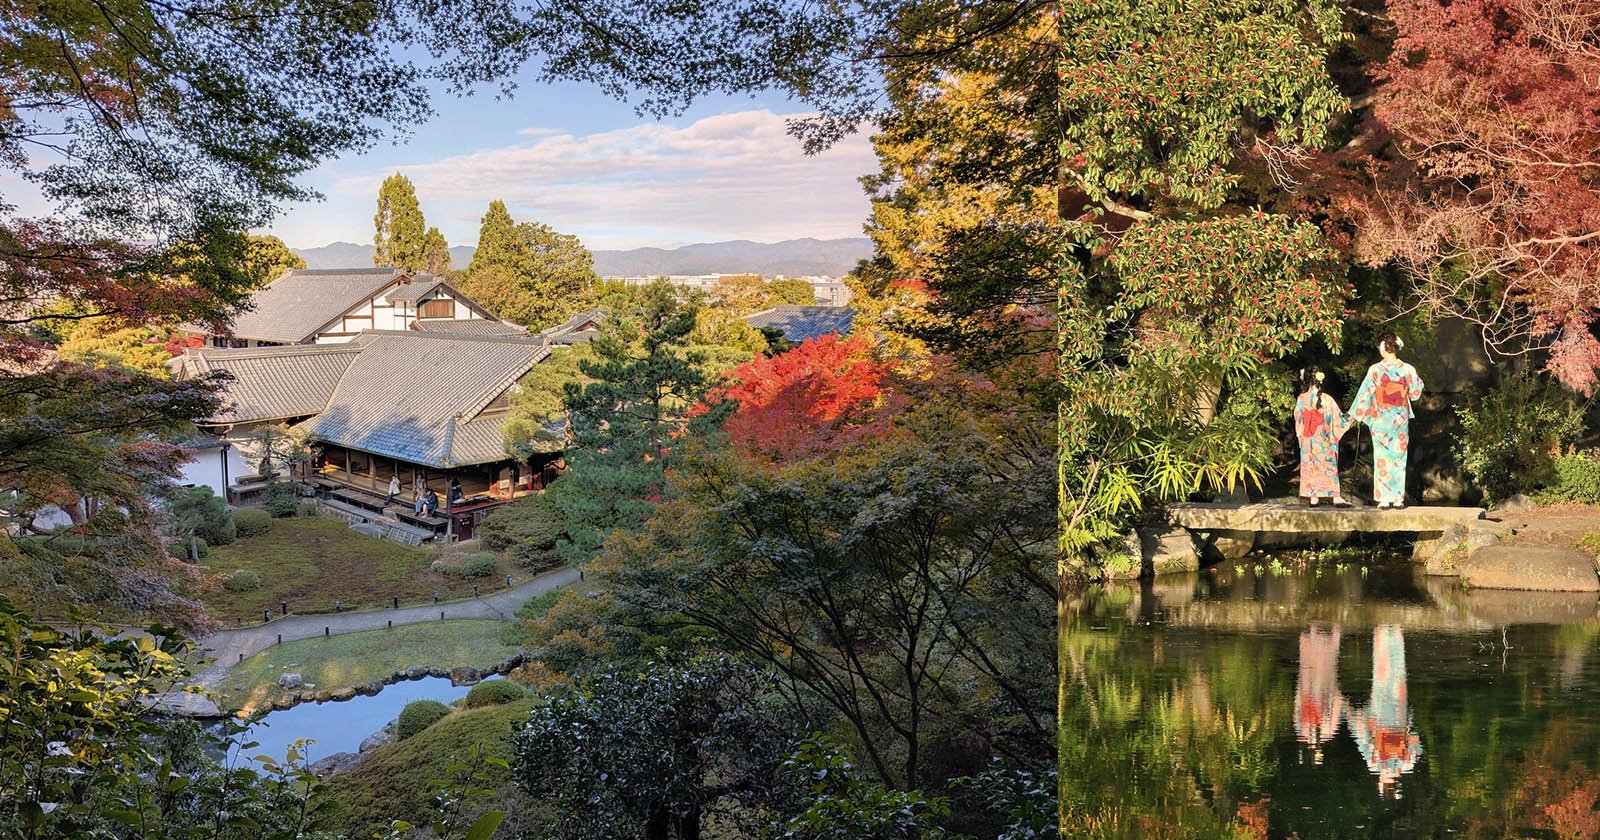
[{"x1": 702, "y1": 334, "x2": 906, "y2": 464}]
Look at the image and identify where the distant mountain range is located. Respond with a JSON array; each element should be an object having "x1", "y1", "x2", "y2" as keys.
[{"x1": 290, "y1": 237, "x2": 875, "y2": 278}]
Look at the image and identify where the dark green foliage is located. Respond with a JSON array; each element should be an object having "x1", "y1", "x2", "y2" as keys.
[
  {"x1": 465, "y1": 679, "x2": 526, "y2": 708},
  {"x1": 0, "y1": 599, "x2": 336, "y2": 838},
  {"x1": 510, "y1": 657, "x2": 791, "y2": 840},
  {"x1": 374, "y1": 173, "x2": 429, "y2": 273},
  {"x1": 431, "y1": 554, "x2": 497, "y2": 579},
  {"x1": 1455, "y1": 372, "x2": 1587, "y2": 502},
  {"x1": 775, "y1": 737, "x2": 952, "y2": 839},
  {"x1": 397, "y1": 700, "x2": 452, "y2": 740},
  {"x1": 169, "y1": 486, "x2": 236, "y2": 546},
  {"x1": 234, "y1": 509, "x2": 273, "y2": 538},
  {"x1": 189, "y1": 536, "x2": 210, "y2": 560},
  {"x1": 224, "y1": 569, "x2": 262, "y2": 592},
  {"x1": 477, "y1": 494, "x2": 567, "y2": 570},
  {"x1": 262, "y1": 483, "x2": 300, "y2": 518},
  {"x1": 1541, "y1": 450, "x2": 1600, "y2": 505}
]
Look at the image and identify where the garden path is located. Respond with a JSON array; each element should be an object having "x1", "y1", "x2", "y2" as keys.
[{"x1": 160, "y1": 566, "x2": 583, "y2": 715}]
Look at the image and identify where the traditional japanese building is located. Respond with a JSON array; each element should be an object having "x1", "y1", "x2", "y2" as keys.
[
  {"x1": 168, "y1": 329, "x2": 563, "y2": 540},
  {"x1": 187, "y1": 267, "x2": 518, "y2": 347},
  {"x1": 743, "y1": 305, "x2": 855, "y2": 343}
]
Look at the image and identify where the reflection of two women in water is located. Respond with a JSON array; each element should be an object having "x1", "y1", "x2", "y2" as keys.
[{"x1": 1294, "y1": 624, "x2": 1422, "y2": 797}]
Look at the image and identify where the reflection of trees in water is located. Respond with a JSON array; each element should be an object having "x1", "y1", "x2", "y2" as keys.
[{"x1": 1059, "y1": 598, "x2": 1600, "y2": 839}]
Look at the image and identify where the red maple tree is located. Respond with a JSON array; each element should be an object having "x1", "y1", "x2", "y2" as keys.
[
  {"x1": 704, "y1": 335, "x2": 906, "y2": 464},
  {"x1": 1357, "y1": 0, "x2": 1600, "y2": 391}
]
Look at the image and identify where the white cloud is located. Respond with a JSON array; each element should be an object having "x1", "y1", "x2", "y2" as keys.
[{"x1": 331, "y1": 110, "x2": 876, "y2": 248}]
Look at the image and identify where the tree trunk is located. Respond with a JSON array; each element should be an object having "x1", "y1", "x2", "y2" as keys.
[{"x1": 644, "y1": 807, "x2": 670, "y2": 840}]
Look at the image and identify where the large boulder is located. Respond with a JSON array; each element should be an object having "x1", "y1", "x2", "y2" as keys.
[
  {"x1": 1459, "y1": 545, "x2": 1600, "y2": 592},
  {"x1": 1199, "y1": 530, "x2": 1256, "y2": 562},
  {"x1": 308, "y1": 751, "x2": 364, "y2": 777},
  {"x1": 277, "y1": 672, "x2": 303, "y2": 689},
  {"x1": 449, "y1": 665, "x2": 480, "y2": 686},
  {"x1": 1493, "y1": 494, "x2": 1538, "y2": 515},
  {"x1": 1415, "y1": 523, "x2": 1468, "y2": 575}
]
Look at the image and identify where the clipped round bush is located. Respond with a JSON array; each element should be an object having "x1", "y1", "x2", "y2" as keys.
[
  {"x1": 297, "y1": 499, "x2": 320, "y2": 518},
  {"x1": 430, "y1": 553, "x2": 497, "y2": 579},
  {"x1": 233, "y1": 509, "x2": 273, "y2": 538},
  {"x1": 464, "y1": 679, "x2": 525, "y2": 709},
  {"x1": 262, "y1": 483, "x2": 299, "y2": 518},
  {"x1": 223, "y1": 569, "x2": 261, "y2": 592},
  {"x1": 396, "y1": 699, "x2": 451, "y2": 740}
]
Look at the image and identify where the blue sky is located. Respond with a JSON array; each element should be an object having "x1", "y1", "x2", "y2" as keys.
[{"x1": 265, "y1": 73, "x2": 878, "y2": 252}]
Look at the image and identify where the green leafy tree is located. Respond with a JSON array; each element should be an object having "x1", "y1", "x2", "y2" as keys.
[
  {"x1": 244, "y1": 234, "x2": 308, "y2": 287},
  {"x1": 422, "y1": 226, "x2": 452, "y2": 274},
  {"x1": 462, "y1": 206, "x2": 598, "y2": 329},
  {"x1": 767, "y1": 278, "x2": 820, "y2": 307},
  {"x1": 509, "y1": 657, "x2": 791, "y2": 840},
  {"x1": 373, "y1": 173, "x2": 428, "y2": 273}
]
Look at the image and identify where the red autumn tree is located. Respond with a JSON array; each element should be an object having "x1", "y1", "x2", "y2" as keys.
[
  {"x1": 1357, "y1": 0, "x2": 1600, "y2": 392},
  {"x1": 706, "y1": 335, "x2": 904, "y2": 464}
]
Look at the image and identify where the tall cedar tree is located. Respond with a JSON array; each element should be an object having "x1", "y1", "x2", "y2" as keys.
[
  {"x1": 463, "y1": 204, "x2": 598, "y2": 329},
  {"x1": 373, "y1": 173, "x2": 430, "y2": 273}
]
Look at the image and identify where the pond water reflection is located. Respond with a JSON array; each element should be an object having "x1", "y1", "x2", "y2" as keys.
[{"x1": 1059, "y1": 555, "x2": 1600, "y2": 839}]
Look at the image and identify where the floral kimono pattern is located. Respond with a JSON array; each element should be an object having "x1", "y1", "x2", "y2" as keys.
[
  {"x1": 1348, "y1": 625, "x2": 1421, "y2": 793},
  {"x1": 1350, "y1": 361, "x2": 1424, "y2": 505},
  {"x1": 1294, "y1": 626, "x2": 1344, "y2": 748},
  {"x1": 1296, "y1": 392, "x2": 1350, "y2": 499}
]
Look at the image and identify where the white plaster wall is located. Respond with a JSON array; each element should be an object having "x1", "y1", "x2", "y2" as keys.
[{"x1": 176, "y1": 444, "x2": 251, "y2": 498}]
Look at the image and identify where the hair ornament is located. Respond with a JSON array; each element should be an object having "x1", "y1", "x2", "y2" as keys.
[{"x1": 1315, "y1": 371, "x2": 1325, "y2": 383}]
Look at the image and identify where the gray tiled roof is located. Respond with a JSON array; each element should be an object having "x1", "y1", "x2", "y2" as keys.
[
  {"x1": 536, "y1": 308, "x2": 608, "y2": 345},
  {"x1": 382, "y1": 276, "x2": 445, "y2": 303},
  {"x1": 169, "y1": 342, "x2": 366, "y2": 423},
  {"x1": 744, "y1": 306, "x2": 855, "y2": 342},
  {"x1": 228, "y1": 268, "x2": 402, "y2": 343},
  {"x1": 296, "y1": 331, "x2": 550, "y2": 468},
  {"x1": 413, "y1": 318, "x2": 529, "y2": 337}
]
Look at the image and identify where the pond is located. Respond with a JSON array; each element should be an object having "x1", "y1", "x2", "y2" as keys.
[
  {"x1": 225, "y1": 676, "x2": 489, "y2": 766},
  {"x1": 1059, "y1": 553, "x2": 1600, "y2": 839}
]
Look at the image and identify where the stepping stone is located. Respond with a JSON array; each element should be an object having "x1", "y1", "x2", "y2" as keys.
[{"x1": 1459, "y1": 545, "x2": 1600, "y2": 592}]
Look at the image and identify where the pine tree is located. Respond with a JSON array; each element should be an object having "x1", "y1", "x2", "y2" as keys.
[
  {"x1": 421, "y1": 226, "x2": 451, "y2": 274},
  {"x1": 373, "y1": 173, "x2": 427, "y2": 272}
]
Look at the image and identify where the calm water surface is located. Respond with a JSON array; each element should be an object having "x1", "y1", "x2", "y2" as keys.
[
  {"x1": 1060, "y1": 555, "x2": 1600, "y2": 839},
  {"x1": 226, "y1": 676, "x2": 484, "y2": 765}
]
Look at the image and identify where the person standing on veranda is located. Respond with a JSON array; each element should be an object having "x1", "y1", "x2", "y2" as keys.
[
  {"x1": 1350, "y1": 333, "x2": 1425, "y2": 509},
  {"x1": 1295, "y1": 368, "x2": 1352, "y2": 507}
]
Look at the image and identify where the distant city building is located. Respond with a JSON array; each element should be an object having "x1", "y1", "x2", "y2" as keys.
[{"x1": 605, "y1": 274, "x2": 851, "y2": 306}]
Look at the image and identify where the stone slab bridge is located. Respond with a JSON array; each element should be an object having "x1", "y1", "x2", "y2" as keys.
[{"x1": 1166, "y1": 500, "x2": 1487, "y2": 535}]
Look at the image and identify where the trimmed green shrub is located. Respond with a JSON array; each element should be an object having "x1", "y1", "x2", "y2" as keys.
[
  {"x1": 223, "y1": 569, "x2": 262, "y2": 592},
  {"x1": 262, "y1": 483, "x2": 299, "y2": 518},
  {"x1": 1542, "y1": 451, "x2": 1600, "y2": 504},
  {"x1": 478, "y1": 494, "x2": 566, "y2": 570},
  {"x1": 396, "y1": 700, "x2": 451, "y2": 740},
  {"x1": 233, "y1": 509, "x2": 273, "y2": 538},
  {"x1": 1455, "y1": 372, "x2": 1586, "y2": 503},
  {"x1": 464, "y1": 679, "x2": 525, "y2": 708},
  {"x1": 430, "y1": 553, "x2": 496, "y2": 579},
  {"x1": 297, "y1": 499, "x2": 319, "y2": 518}
]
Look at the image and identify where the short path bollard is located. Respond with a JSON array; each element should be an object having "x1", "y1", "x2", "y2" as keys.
[
  {"x1": 440, "y1": 611, "x2": 444, "y2": 621},
  {"x1": 387, "y1": 620, "x2": 392, "y2": 629},
  {"x1": 506, "y1": 575, "x2": 512, "y2": 587},
  {"x1": 579, "y1": 569, "x2": 584, "y2": 581},
  {"x1": 334, "y1": 600, "x2": 341, "y2": 612},
  {"x1": 392, "y1": 596, "x2": 398, "y2": 609},
  {"x1": 263, "y1": 609, "x2": 270, "y2": 623},
  {"x1": 276, "y1": 634, "x2": 281, "y2": 645},
  {"x1": 473, "y1": 585, "x2": 479, "y2": 597},
  {"x1": 280, "y1": 601, "x2": 287, "y2": 616},
  {"x1": 238, "y1": 653, "x2": 244, "y2": 663},
  {"x1": 324, "y1": 626, "x2": 330, "y2": 638},
  {"x1": 433, "y1": 592, "x2": 439, "y2": 604}
]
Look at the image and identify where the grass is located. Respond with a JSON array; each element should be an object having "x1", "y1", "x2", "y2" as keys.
[
  {"x1": 1579, "y1": 530, "x2": 1600, "y2": 559},
  {"x1": 219, "y1": 620, "x2": 522, "y2": 712},
  {"x1": 320, "y1": 698, "x2": 549, "y2": 836},
  {"x1": 198, "y1": 517, "x2": 523, "y2": 621}
]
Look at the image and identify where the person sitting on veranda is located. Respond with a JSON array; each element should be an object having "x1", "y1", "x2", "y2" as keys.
[
  {"x1": 448, "y1": 478, "x2": 465, "y2": 505},
  {"x1": 423, "y1": 489, "x2": 439, "y2": 517},
  {"x1": 384, "y1": 474, "x2": 401, "y2": 507}
]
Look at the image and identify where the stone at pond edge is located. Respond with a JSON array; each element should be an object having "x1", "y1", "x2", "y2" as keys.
[
  {"x1": 308, "y1": 751, "x2": 364, "y2": 777},
  {"x1": 1108, "y1": 527, "x2": 1199, "y2": 580},
  {"x1": 359, "y1": 721, "x2": 395, "y2": 754},
  {"x1": 1459, "y1": 545, "x2": 1600, "y2": 592},
  {"x1": 449, "y1": 666, "x2": 480, "y2": 686},
  {"x1": 1416, "y1": 524, "x2": 1467, "y2": 575},
  {"x1": 405, "y1": 665, "x2": 428, "y2": 679},
  {"x1": 1198, "y1": 530, "x2": 1255, "y2": 562},
  {"x1": 330, "y1": 687, "x2": 357, "y2": 701},
  {"x1": 277, "y1": 672, "x2": 303, "y2": 689},
  {"x1": 359, "y1": 680, "x2": 383, "y2": 696}
]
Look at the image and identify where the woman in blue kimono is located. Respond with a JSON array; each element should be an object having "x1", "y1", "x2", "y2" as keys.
[{"x1": 1350, "y1": 333, "x2": 1424, "y2": 509}]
